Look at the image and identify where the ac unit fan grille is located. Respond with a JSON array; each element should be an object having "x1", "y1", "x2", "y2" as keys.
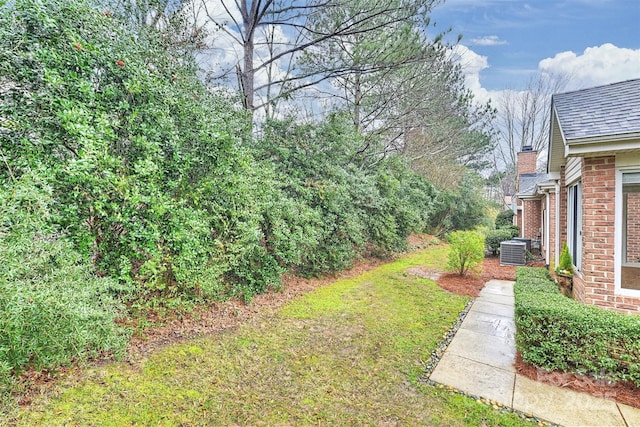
[{"x1": 500, "y1": 241, "x2": 526, "y2": 266}]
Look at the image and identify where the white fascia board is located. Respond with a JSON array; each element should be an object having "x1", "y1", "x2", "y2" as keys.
[{"x1": 565, "y1": 134, "x2": 640, "y2": 157}]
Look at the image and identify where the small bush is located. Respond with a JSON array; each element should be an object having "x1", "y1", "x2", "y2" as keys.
[
  {"x1": 503, "y1": 225, "x2": 520, "y2": 239},
  {"x1": 557, "y1": 242, "x2": 574, "y2": 275},
  {"x1": 485, "y1": 228, "x2": 515, "y2": 255},
  {"x1": 446, "y1": 230, "x2": 484, "y2": 276},
  {"x1": 514, "y1": 267, "x2": 640, "y2": 387}
]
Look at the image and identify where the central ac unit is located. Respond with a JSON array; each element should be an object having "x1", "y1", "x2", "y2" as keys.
[{"x1": 500, "y1": 240, "x2": 527, "y2": 266}]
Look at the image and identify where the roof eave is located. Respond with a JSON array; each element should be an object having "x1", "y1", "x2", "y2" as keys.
[
  {"x1": 565, "y1": 132, "x2": 640, "y2": 156},
  {"x1": 548, "y1": 127, "x2": 640, "y2": 171}
]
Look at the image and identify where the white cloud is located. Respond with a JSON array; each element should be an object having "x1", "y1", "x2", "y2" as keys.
[
  {"x1": 449, "y1": 44, "x2": 500, "y2": 106},
  {"x1": 453, "y1": 42, "x2": 640, "y2": 111},
  {"x1": 538, "y1": 43, "x2": 640, "y2": 90},
  {"x1": 469, "y1": 35, "x2": 508, "y2": 46}
]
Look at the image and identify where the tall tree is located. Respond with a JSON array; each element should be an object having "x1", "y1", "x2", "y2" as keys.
[
  {"x1": 301, "y1": 10, "x2": 495, "y2": 176},
  {"x1": 198, "y1": 0, "x2": 441, "y2": 114}
]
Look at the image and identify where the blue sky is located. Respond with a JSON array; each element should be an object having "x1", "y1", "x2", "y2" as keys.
[{"x1": 429, "y1": 0, "x2": 640, "y2": 95}]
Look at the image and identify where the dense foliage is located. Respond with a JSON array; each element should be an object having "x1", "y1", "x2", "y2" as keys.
[
  {"x1": 251, "y1": 117, "x2": 438, "y2": 278},
  {"x1": 485, "y1": 227, "x2": 519, "y2": 255},
  {"x1": 0, "y1": 174, "x2": 129, "y2": 392},
  {"x1": 0, "y1": 0, "x2": 491, "y2": 403},
  {"x1": 485, "y1": 209, "x2": 518, "y2": 254},
  {"x1": 514, "y1": 268, "x2": 640, "y2": 387},
  {"x1": 495, "y1": 209, "x2": 515, "y2": 228},
  {"x1": 426, "y1": 171, "x2": 489, "y2": 236}
]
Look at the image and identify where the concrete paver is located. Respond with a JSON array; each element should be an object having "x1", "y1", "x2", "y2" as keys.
[
  {"x1": 428, "y1": 279, "x2": 640, "y2": 426},
  {"x1": 512, "y1": 375, "x2": 625, "y2": 427},
  {"x1": 430, "y1": 353, "x2": 515, "y2": 404},
  {"x1": 460, "y1": 310, "x2": 515, "y2": 339},
  {"x1": 619, "y1": 403, "x2": 640, "y2": 426},
  {"x1": 476, "y1": 294, "x2": 514, "y2": 306},
  {"x1": 469, "y1": 300, "x2": 515, "y2": 317},
  {"x1": 444, "y1": 328, "x2": 515, "y2": 371},
  {"x1": 481, "y1": 279, "x2": 515, "y2": 296}
]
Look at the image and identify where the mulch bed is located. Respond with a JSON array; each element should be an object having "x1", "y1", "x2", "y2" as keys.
[{"x1": 436, "y1": 256, "x2": 640, "y2": 409}]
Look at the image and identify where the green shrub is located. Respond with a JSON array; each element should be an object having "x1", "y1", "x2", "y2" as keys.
[
  {"x1": 514, "y1": 267, "x2": 640, "y2": 387},
  {"x1": 485, "y1": 228, "x2": 515, "y2": 255},
  {"x1": 495, "y1": 209, "x2": 515, "y2": 228},
  {"x1": 427, "y1": 172, "x2": 488, "y2": 236},
  {"x1": 255, "y1": 117, "x2": 437, "y2": 278},
  {"x1": 0, "y1": 175, "x2": 129, "y2": 396},
  {"x1": 557, "y1": 242, "x2": 574, "y2": 275},
  {"x1": 446, "y1": 230, "x2": 484, "y2": 276},
  {"x1": 503, "y1": 225, "x2": 520, "y2": 238}
]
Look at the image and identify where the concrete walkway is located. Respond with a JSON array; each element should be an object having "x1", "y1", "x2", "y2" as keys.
[{"x1": 429, "y1": 279, "x2": 640, "y2": 427}]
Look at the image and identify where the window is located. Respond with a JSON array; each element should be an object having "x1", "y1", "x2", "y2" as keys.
[
  {"x1": 621, "y1": 173, "x2": 640, "y2": 291},
  {"x1": 567, "y1": 182, "x2": 582, "y2": 271}
]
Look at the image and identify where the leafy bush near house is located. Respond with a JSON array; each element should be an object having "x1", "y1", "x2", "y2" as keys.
[
  {"x1": 495, "y1": 209, "x2": 515, "y2": 228},
  {"x1": 485, "y1": 208, "x2": 518, "y2": 254},
  {"x1": 427, "y1": 172, "x2": 488, "y2": 236},
  {"x1": 485, "y1": 227, "x2": 519, "y2": 255},
  {"x1": 514, "y1": 267, "x2": 640, "y2": 387},
  {"x1": 556, "y1": 242, "x2": 574, "y2": 275},
  {"x1": 446, "y1": 230, "x2": 484, "y2": 276}
]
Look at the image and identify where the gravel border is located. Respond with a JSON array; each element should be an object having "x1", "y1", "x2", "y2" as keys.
[{"x1": 418, "y1": 298, "x2": 557, "y2": 426}]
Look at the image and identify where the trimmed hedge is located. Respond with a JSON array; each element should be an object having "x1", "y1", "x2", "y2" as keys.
[{"x1": 514, "y1": 267, "x2": 640, "y2": 387}]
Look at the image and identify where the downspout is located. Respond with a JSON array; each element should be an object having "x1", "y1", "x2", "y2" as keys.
[
  {"x1": 545, "y1": 193, "x2": 550, "y2": 265},
  {"x1": 521, "y1": 201, "x2": 525, "y2": 238},
  {"x1": 554, "y1": 180, "x2": 561, "y2": 268}
]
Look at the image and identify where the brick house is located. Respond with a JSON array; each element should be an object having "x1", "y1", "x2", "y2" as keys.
[
  {"x1": 515, "y1": 78, "x2": 640, "y2": 314},
  {"x1": 513, "y1": 146, "x2": 549, "y2": 253}
]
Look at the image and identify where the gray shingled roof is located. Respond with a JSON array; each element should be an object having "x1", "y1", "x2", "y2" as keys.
[
  {"x1": 552, "y1": 78, "x2": 640, "y2": 140},
  {"x1": 516, "y1": 173, "x2": 549, "y2": 197}
]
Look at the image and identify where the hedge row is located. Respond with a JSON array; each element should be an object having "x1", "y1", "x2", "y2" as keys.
[{"x1": 514, "y1": 267, "x2": 640, "y2": 387}]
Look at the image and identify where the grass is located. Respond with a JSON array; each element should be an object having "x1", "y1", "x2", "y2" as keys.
[{"x1": 11, "y1": 246, "x2": 533, "y2": 426}]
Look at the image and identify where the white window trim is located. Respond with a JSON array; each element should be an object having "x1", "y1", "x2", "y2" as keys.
[
  {"x1": 566, "y1": 181, "x2": 582, "y2": 272},
  {"x1": 615, "y1": 167, "x2": 640, "y2": 297}
]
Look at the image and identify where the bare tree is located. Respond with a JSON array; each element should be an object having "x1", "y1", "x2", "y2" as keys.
[
  {"x1": 494, "y1": 72, "x2": 570, "y2": 174},
  {"x1": 198, "y1": 0, "x2": 442, "y2": 114}
]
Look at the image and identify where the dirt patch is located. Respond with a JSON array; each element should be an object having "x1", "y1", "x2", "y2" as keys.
[
  {"x1": 437, "y1": 255, "x2": 640, "y2": 410},
  {"x1": 435, "y1": 256, "x2": 525, "y2": 297},
  {"x1": 405, "y1": 266, "x2": 441, "y2": 281}
]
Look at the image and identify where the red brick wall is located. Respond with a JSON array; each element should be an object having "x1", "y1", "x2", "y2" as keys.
[
  {"x1": 522, "y1": 199, "x2": 542, "y2": 240},
  {"x1": 517, "y1": 150, "x2": 537, "y2": 175},
  {"x1": 578, "y1": 156, "x2": 640, "y2": 314}
]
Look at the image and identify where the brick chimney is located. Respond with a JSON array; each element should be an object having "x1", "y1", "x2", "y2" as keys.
[{"x1": 517, "y1": 146, "x2": 538, "y2": 175}]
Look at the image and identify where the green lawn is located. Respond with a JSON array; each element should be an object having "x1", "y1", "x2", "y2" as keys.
[{"x1": 13, "y1": 246, "x2": 532, "y2": 426}]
